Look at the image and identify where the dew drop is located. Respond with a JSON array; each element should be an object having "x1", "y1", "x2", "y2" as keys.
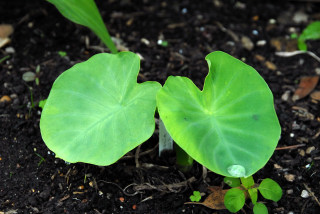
[{"x1": 227, "y1": 165, "x2": 246, "y2": 177}]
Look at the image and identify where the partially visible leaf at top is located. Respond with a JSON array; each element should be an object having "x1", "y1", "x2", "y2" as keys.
[
  {"x1": 48, "y1": 0, "x2": 117, "y2": 53},
  {"x1": 258, "y1": 178, "x2": 282, "y2": 202},
  {"x1": 40, "y1": 52, "x2": 161, "y2": 165},
  {"x1": 241, "y1": 176, "x2": 254, "y2": 189},
  {"x1": 224, "y1": 177, "x2": 241, "y2": 188},
  {"x1": 157, "y1": 51, "x2": 281, "y2": 177},
  {"x1": 298, "y1": 21, "x2": 320, "y2": 51}
]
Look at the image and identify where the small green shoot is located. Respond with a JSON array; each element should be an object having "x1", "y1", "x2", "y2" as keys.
[
  {"x1": 224, "y1": 176, "x2": 282, "y2": 213},
  {"x1": 0, "y1": 55, "x2": 10, "y2": 64},
  {"x1": 190, "y1": 191, "x2": 201, "y2": 202},
  {"x1": 58, "y1": 51, "x2": 67, "y2": 57},
  {"x1": 35, "y1": 65, "x2": 40, "y2": 85},
  {"x1": 298, "y1": 21, "x2": 320, "y2": 51},
  {"x1": 35, "y1": 152, "x2": 46, "y2": 166}
]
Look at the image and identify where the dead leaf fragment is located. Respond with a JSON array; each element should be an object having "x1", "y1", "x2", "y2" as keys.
[
  {"x1": 310, "y1": 90, "x2": 320, "y2": 101},
  {"x1": 0, "y1": 24, "x2": 13, "y2": 38},
  {"x1": 185, "y1": 186, "x2": 227, "y2": 210},
  {"x1": 292, "y1": 76, "x2": 319, "y2": 101}
]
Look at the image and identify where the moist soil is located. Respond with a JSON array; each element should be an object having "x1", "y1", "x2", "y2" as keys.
[{"x1": 1, "y1": 0, "x2": 320, "y2": 213}]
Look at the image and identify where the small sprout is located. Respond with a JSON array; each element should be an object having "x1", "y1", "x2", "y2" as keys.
[
  {"x1": 38, "y1": 99, "x2": 47, "y2": 109},
  {"x1": 58, "y1": 51, "x2": 67, "y2": 57},
  {"x1": 157, "y1": 39, "x2": 168, "y2": 47},
  {"x1": 35, "y1": 152, "x2": 46, "y2": 166},
  {"x1": 190, "y1": 191, "x2": 201, "y2": 202},
  {"x1": 298, "y1": 21, "x2": 320, "y2": 51}
]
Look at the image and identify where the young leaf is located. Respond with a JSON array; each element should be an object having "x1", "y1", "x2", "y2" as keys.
[
  {"x1": 224, "y1": 177, "x2": 241, "y2": 188},
  {"x1": 157, "y1": 51, "x2": 281, "y2": 177},
  {"x1": 298, "y1": 21, "x2": 320, "y2": 51},
  {"x1": 48, "y1": 0, "x2": 117, "y2": 53},
  {"x1": 248, "y1": 188, "x2": 258, "y2": 205},
  {"x1": 258, "y1": 178, "x2": 282, "y2": 202},
  {"x1": 241, "y1": 176, "x2": 254, "y2": 189},
  {"x1": 40, "y1": 52, "x2": 161, "y2": 165},
  {"x1": 253, "y1": 202, "x2": 268, "y2": 214},
  {"x1": 224, "y1": 188, "x2": 245, "y2": 213},
  {"x1": 190, "y1": 191, "x2": 201, "y2": 202}
]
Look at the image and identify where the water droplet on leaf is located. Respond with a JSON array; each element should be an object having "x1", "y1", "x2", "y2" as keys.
[{"x1": 227, "y1": 165, "x2": 246, "y2": 177}]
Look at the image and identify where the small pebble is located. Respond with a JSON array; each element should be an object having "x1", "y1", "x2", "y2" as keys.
[
  {"x1": 181, "y1": 8, "x2": 188, "y2": 14},
  {"x1": 284, "y1": 174, "x2": 295, "y2": 182},
  {"x1": 306, "y1": 146, "x2": 315, "y2": 154},
  {"x1": 256, "y1": 40, "x2": 266, "y2": 46},
  {"x1": 5, "y1": 47, "x2": 15, "y2": 54},
  {"x1": 288, "y1": 212, "x2": 294, "y2": 214},
  {"x1": 298, "y1": 149, "x2": 305, "y2": 157},
  {"x1": 0, "y1": 95, "x2": 11, "y2": 103},
  {"x1": 287, "y1": 189, "x2": 293, "y2": 194},
  {"x1": 252, "y1": 30, "x2": 259, "y2": 36},
  {"x1": 140, "y1": 38, "x2": 150, "y2": 46},
  {"x1": 290, "y1": 133, "x2": 294, "y2": 137},
  {"x1": 269, "y1": 19, "x2": 276, "y2": 24},
  {"x1": 241, "y1": 36, "x2": 254, "y2": 51},
  {"x1": 306, "y1": 157, "x2": 312, "y2": 163},
  {"x1": 281, "y1": 90, "x2": 290, "y2": 101},
  {"x1": 315, "y1": 68, "x2": 320, "y2": 75},
  {"x1": 301, "y1": 190, "x2": 309, "y2": 198}
]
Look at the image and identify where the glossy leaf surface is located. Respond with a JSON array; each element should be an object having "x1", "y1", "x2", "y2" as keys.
[
  {"x1": 224, "y1": 177, "x2": 241, "y2": 188},
  {"x1": 253, "y1": 202, "x2": 268, "y2": 214},
  {"x1": 258, "y1": 178, "x2": 282, "y2": 202},
  {"x1": 298, "y1": 21, "x2": 320, "y2": 51},
  {"x1": 157, "y1": 51, "x2": 281, "y2": 177},
  {"x1": 48, "y1": 0, "x2": 117, "y2": 53},
  {"x1": 40, "y1": 52, "x2": 161, "y2": 165},
  {"x1": 224, "y1": 188, "x2": 245, "y2": 213}
]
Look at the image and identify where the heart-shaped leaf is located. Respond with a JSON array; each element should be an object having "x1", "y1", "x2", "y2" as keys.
[
  {"x1": 40, "y1": 52, "x2": 161, "y2": 165},
  {"x1": 157, "y1": 51, "x2": 281, "y2": 177}
]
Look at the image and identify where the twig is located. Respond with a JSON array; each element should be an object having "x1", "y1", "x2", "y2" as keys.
[
  {"x1": 275, "y1": 144, "x2": 306, "y2": 150},
  {"x1": 303, "y1": 183, "x2": 320, "y2": 207},
  {"x1": 98, "y1": 180, "x2": 138, "y2": 196},
  {"x1": 215, "y1": 21, "x2": 239, "y2": 42},
  {"x1": 121, "y1": 143, "x2": 158, "y2": 160},
  {"x1": 131, "y1": 176, "x2": 197, "y2": 193},
  {"x1": 135, "y1": 145, "x2": 142, "y2": 168},
  {"x1": 275, "y1": 51, "x2": 320, "y2": 63}
]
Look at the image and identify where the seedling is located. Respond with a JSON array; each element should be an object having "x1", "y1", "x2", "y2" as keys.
[
  {"x1": 38, "y1": 99, "x2": 47, "y2": 109},
  {"x1": 35, "y1": 152, "x2": 46, "y2": 166},
  {"x1": 298, "y1": 21, "x2": 320, "y2": 51},
  {"x1": 190, "y1": 191, "x2": 202, "y2": 202},
  {"x1": 224, "y1": 176, "x2": 282, "y2": 213},
  {"x1": 40, "y1": 51, "x2": 280, "y2": 179},
  {"x1": 48, "y1": 0, "x2": 118, "y2": 53},
  {"x1": 58, "y1": 51, "x2": 67, "y2": 57}
]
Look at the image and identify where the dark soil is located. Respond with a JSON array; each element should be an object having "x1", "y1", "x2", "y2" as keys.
[{"x1": 1, "y1": 0, "x2": 320, "y2": 213}]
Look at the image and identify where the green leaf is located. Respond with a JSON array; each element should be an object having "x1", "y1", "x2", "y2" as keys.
[
  {"x1": 248, "y1": 188, "x2": 258, "y2": 205},
  {"x1": 224, "y1": 188, "x2": 245, "y2": 213},
  {"x1": 58, "y1": 51, "x2": 67, "y2": 57},
  {"x1": 48, "y1": 0, "x2": 117, "y2": 53},
  {"x1": 258, "y1": 178, "x2": 282, "y2": 202},
  {"x1": 190, "y1": 191, "x2": 201, "y2": 202},
  {"x1": 253, "y1": 203, "x2": 268, "y2": 214},
  {"x1": 224, "y1": 177, "x2": 241, "y2": 188},
  {"x1": 39, "y1": 99, "x2": 47, "y2": 109},
  {"x1": 40, "y1": 52, "x2": 161, "y2": 165},
  {"x1": 298, "y1": 21, "x2": 320, "y2": 51},
  {"x1": 157, "y1": 51, "x2": 281, "y2": 177},
  {"x1": 241, "y1": 176, "x2": 254, "y2": 189}
]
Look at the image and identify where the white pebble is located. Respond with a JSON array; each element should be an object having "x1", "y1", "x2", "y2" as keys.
[
  {"x1": 5, "y1": 47, "x2": 15, "y2": 54},
  {"x1": 256, "y1": 40, "x2": 266, "y2": 46},
  {"x1": 290, "y1": 133, "x2": 295, "y2": 137},
  {"x1": 181, "y1": 8, "x2": 188, "y2": 14},
  {"x1": 301, "y1": 190, "x2": 309, "y2": 198}
]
